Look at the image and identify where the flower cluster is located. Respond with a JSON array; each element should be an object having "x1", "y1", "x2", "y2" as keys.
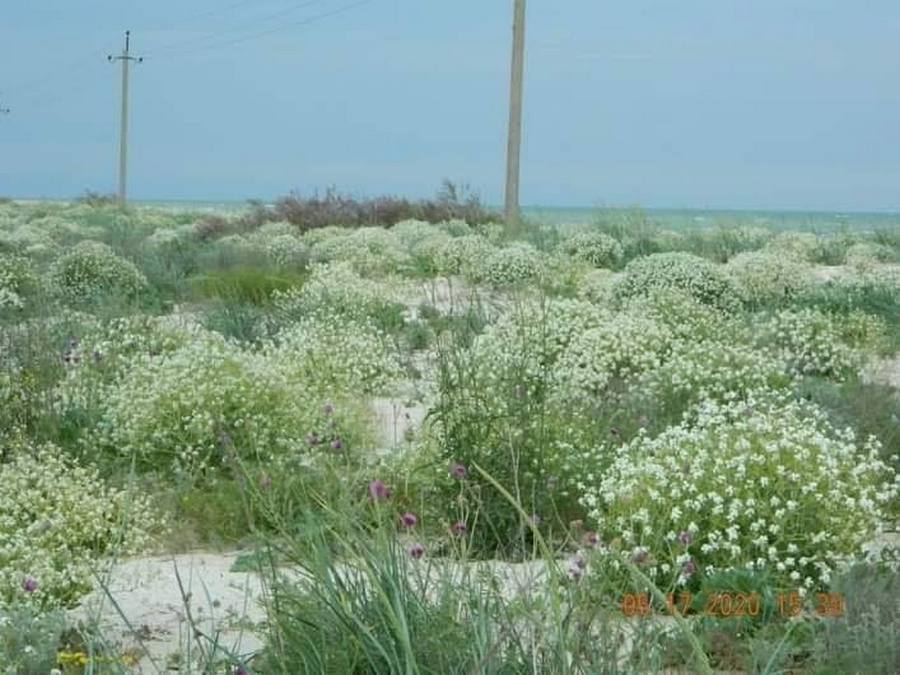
[
  {"x1": 0, "y1": 254, "x2": 37, "y2": 310},
  {"x1": 264, "y1": 233, "x2": 308, "y2": 268},
  {"x1": 558, "y1": 231, "x2": 624, "y2": 269},
  {"x1": 310, "y1": 226, "x2": 411, "y2": 276},
  {"x1": 271, "y1": 262, "x2": 413, "y2": 327},
  {"x1": 579, "y1": 395, "x2": 899, "y2": 590},
  {"x1": 635, "y1": 340, "x2": 793, "y2": 414},
  {"x1": 759, "y1": 308, "x2": 886, "y2": 380},
  {"x1": 481, "y1": 243, "x2": 545, "y2": 286},
  {"x1": 265, "y1": 315, "x2": 403, "y2": 395},
  {"x1": 434, "y1": 234, "x2": 496, "y2": 279},
  {"x1": 844, "y1": 242, "x2": 894, "y2": 271},
  {"x1": 97, "y1": 340, "x2": 364, "y2": 475},
  {"x1": 613, "y1": 252, "x2": 741, "y2": 312},
  {"x1": 551, "y1": 310, "x2": 671, "y2": 401},
  {"x1": 0, "y1": 441, "x2": 159, "y2": 609},
  {"x1": 764, "y1": 232, "x2": 825, "y2": 262},
  {"x1": 47, "y1": 240, "x2": 147, "y2": 303},
  {"x1": 726, "y1": 250, "x2": 813, "y2": 306}
]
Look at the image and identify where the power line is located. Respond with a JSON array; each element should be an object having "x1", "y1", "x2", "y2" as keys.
[
  {"x1": 151, "y1": 0, "x2": 373, "y2": 58},
  {"x1": 144, "y1": 0, "x2": 329, "y2": 58},
  {"x1": 149, "y1": 0, "x2": 262, "y2": 31}
]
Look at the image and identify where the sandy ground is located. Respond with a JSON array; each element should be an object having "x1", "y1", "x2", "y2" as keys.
[
  {"x1": 64, "y1": 265, "x2": 900, "y2": 672},
  {"x1": 67, "y1": 552, "x2": 266, "y2": 672}
]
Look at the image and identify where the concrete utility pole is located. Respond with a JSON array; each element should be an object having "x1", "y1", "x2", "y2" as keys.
[
  {"x1": 504, "y1": 0, "x2": 527, "y2": 225},
  {"x1": 108, "y1": 31, "x2": 142, "y2": 206}
]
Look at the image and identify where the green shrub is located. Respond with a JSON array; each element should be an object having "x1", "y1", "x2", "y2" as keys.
[
  {"x1": 0, "y1": 254, "x2": 38, "y2": 310},
  {"x1": 0, "y1": 606, "x2": 66, "y2": 674},
  {"x1": 759, "y1": 308, "x2": 887, "y2": 380},
  {"x1": 94, "y1": 329, "x2": 379, "y2": 478},
  {"x1": 0, "y1": 441, "x2": 158, "y2": 610},
  {"x1": 189, "y1": 266, "x2": 307, "y2": 305},
  {"x1": 558, "y1": 231, "x2": 624, "y2": 268},
  {"x1": 578, "y1": 394, "x2": 898, "y2": 593},
  {"x1": 614, "y1": 252, "x2": 741, "y2": 312},
  {"x1": 726, "y1": 250, "x2": 813, "y2": 307},
  {"x1": 482, "y1": 242, "x2": 544, "y2": 286},
  {"x1": 47, "y1": 240, "x2": 146, "y2": 303}
]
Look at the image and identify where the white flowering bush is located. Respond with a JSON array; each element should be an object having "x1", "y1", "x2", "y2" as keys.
[
  {"x1": 389, "y1": 219, "x2": 442, "y2": 249},
  {"x1": 576, "y1": 269, "x2": 617, "y2": 305},
  {"x1": 726, "y1": 250, "x2": 813, "y2": 306},
  {"x1": 481, "y1": 243, "x2": 544, "y2": 286},
  {"x1": 47, "y1": 240, "x2": 146, "y2": 303},
  {"x1": 271, "y1": 262, "x2": 412, "y2": 328},
  {"x1": 613, "y1": 252, "x2": 741, "y2": 312},
  {"x1": 759, "y1": 308, "x2": 886, "y2": 379},
  {"x1": 635, "y1": 340, "x2": 793, "y2": 416},
  {"x1": 53, "y1": 314, "x2": 216, "y2": 418},
  {"x1": 0, "y1": 441, "x2": 158, "y2": 609},
  {"x1": 264, "y1": 233, "x2": 308, "y2": 268},
  {"x1": 579, "y1": 395, "x2": 899, "y2": 591},
  {"x1": 844, "y1": 242, "x2": 894, "y2": 271},
  {"x1": 438, "y1": 218, "x2": 473, "y2": 237},
  {"x1": 620, "y1": 289, "x2": 737, "y2": 344},
  {"x1": 551, "y1": 312, "x2": 671, "y2": 401},
  {"x1": 0, "y1": 254, "x2": 37, "y2": 310},
  {"x1": 310, "y1": 227, "x2": 409, "y2": 275},
  {"x1": 0, "y1": 224, "x2": 58, "y2": 258},
  {"x1": 432, "y1": 234, "x2": 496, "y2": 280},
  {"x1": 558, "y1": 231, "x2": 624, "y2": 269},
  {"x1": 143, "y1": 226, "x2": 190, "y2": 253},
  {"x1": 764, "y1": 232, "x2": 825, "y2": 262},
  {"x1": 408, "y1": 232, "x2": 452, "y2": 276},
  {"x1": 93, "y1": 339, "x2": 357, "y2": 476},
  {"x1": 265, "y1": 316, "x2": 403, "y2": 396}
]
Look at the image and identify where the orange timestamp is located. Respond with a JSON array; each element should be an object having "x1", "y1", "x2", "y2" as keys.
[{"x1": 620, "y1": 591, "x2": 845, "y2": 618}]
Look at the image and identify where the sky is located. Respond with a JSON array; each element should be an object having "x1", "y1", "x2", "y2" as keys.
[{"x1": 1, "y1": 0, "x2": 898, "y2": 211}]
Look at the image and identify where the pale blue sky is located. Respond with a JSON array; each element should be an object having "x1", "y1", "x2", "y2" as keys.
[{"x1": 1, "y1": 1, "x2": 898, "y2": 210}]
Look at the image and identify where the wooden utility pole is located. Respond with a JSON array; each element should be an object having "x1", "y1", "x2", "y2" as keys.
[
  {"x1": 108, "y1": 31, "x2": 142, "y2": 206},
  {"x1": 504, "y1": 0, "x2": 527, "y2": 225}
]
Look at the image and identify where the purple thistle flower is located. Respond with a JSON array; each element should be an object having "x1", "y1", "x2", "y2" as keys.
[
  {"x1": 323, "y1": 403, "x2": 335, "y2": 416},
  {"x1": 451, "y1": 520, "x2": 468, "y2": 536},
  {"x1": 630, "y1": 548, "x2": 649, "y2": 565},
  {"x1": 682, "y1": 558, "x2": 697, "y2": 577},
  {"x1": 369, "y1": 479, "x2": 391, "y2": 501},
  {"x1": 568, "y1": 565, "x2": 584, "y2": 582},
  {"x1": 407, "y1": 543, "x2": 425, "y2": 559},
  {"x1": 583, "y1": 531, "x2": 600, "y2": 548},
  {"x1": 400, "y1": 512, "x2": 418, "y2": 528},
  {"x1": 22, "y1": 577, "x2": 38, "y2": 593},
  {"x1": 678, "y1": 530, "x2": 693, "y2": 546},
  {"x1": 330, "y1": 437, "x2": 343, "y2": 451},
  {"x1": 449, "y1": 462, "x2": 467, "y2": 480},
  {"x1": 306, "y1": 432, "x2": 321, "y2": 446},
  {"x1": 570, "y1": 551, "x2": 587, "y2": 570},
  {"x1": 259, "y1": 475, "x2": 272, "y2": 490},
  {"x1": 234, "y1": 667, "x2": 249, "y2": 675}
]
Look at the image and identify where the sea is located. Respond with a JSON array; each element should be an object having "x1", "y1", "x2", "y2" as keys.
[{"x1": 101, "y1": 200, "x2": 900, "y2": 233}]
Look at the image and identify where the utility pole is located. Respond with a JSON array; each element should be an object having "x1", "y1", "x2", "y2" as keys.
[
  {"x1": 0, "y1": 93, "x2": 9, "y2": 115},
  {"x1": 504, "y1": 0, "x2": 527, "y2": 226},
  {"x1": 108, "y1": 31, "x2": 142, "y2": 207}
]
